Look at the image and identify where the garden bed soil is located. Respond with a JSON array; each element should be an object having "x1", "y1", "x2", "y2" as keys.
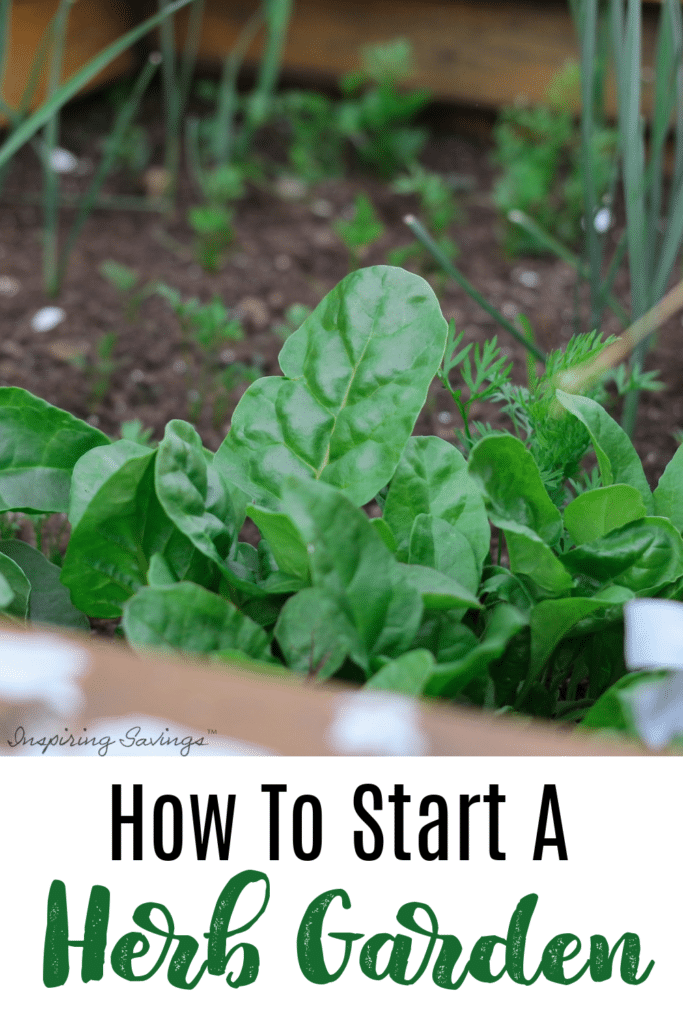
[{"x1": 0, "y1": 88, "x2": 680, "y2": 492}]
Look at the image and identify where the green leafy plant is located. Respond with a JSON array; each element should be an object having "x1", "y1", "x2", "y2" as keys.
[
  {"x1": 5, "y1": 264, "x2": 683, "y2": 741},
  {"x1": 337, "y1": 38, "x2": 431, "y2": 176},
  {"x1": 99, "y1": 260, "x2": 149, "y2": 321},
  {"x1": 68, "y1": 331, "x2": 120, "y2": 414},
  {"x1": 156, "y1": 284, "x2": 244, "y2": 420},
  {"x1": 492, "y1": 60, "x2": 617, "y2": 256},
  {"x1": 275, "y1": 90, "x2": 344, "y2": 182},
  {"x1": 332, "y1": 193, "x2": 384, "y2": 270},
  {"x1": 389, "y1": 163, "x2": 460, "y2": 271},
  {"x1": 187, "y1": 203, "x2": 235, "y2": 272}
]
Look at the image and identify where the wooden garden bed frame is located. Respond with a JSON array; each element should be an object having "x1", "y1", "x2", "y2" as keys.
[{"x1": 0, "y1": 624, "x2": 656, "y2": 756}]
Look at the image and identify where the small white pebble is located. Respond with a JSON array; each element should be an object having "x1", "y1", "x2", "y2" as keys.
[
  {"x1": 502, "y1": 302, "x2": 518, "y2": 320},
  {"x1": 220, "y1": 348, "x2": 236, "y2": 365},
  {"x1": 87, "y1": 414, "x2": 100, "y2": 427},
  {"x1": 518, "y1": 270, "x2": 539, "y2": 288},
  {"x1": 0, "y1": 275, "x2": 19, "y2": 297},
  {"x1": 172, "y1": 359, "x2": 187, "y2": 374},
  {"x1": 129, "y1": 368, "x2": 145, "y2": 384},
  {"x1": 311, "y1": 199, "x2": 333, "y2": 218},
  {"x1": 593, "y1": 208, "x2": 612, "y2": 233},
  {"x1": 274, "y1": 176, "x2": 307, "y2": 201},
  {"x1": 274, "y1": 253, "x2": 292, "y2": 272},
  {"x1": 49, "y1": 147, "x2": 79, "y2": 173},
  {"x1": 31, "y1": 306, "x2": 65, "y2": 332},
  {"x1": 437, "y1": 410, "x2": 452, "y2": 424}
]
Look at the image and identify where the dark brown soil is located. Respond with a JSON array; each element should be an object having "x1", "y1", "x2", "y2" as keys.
[{"x1": 1, "y1": 86, "x2": 681, "y2": 489}]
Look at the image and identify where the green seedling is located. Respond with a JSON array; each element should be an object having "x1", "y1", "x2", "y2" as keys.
[
  {"x1": 337, "y1": 38, "x2": 431, "y2": 176},
  {"x1": 156, "y1": 283, "x2": 244, "y2": 421},
  {"x1": 273, "y1": 302, "x2": 312, "y2": 342},
  {"x1": 276, "y1": 90, "x2": 344, "y2": 183},
  {"x1": 83, "y1": 331, "x2": 119, "y2": 413},
  {"x1": 389, "y1": 164, "x2": 460, "y2": 274},
  {"x1": 99, "y1": 260, "x2": 149, "y2": 321},
  {"x1": 332, "y1": 193, "x2": 384, "y2": 270},
  {"x1": 187, "y1": 203, "x2": 235, "y2": 273},
  {"x1": 492, "y1": 60, "x2": 617, "y2": 257}
]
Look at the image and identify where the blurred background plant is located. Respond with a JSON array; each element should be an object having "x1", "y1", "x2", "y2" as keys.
[
  {"x1": 492, "y1": 59, "x2": 618, "y2": 257},
  {"x1": 332, "y1": 193, "x2": 384, "y2": 271}
]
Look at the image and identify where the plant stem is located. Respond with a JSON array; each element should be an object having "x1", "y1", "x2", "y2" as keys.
[
  {"x1": 405, "y1": 215, "x2": 546, "y2": 362},
  {"x1": 42, "y1": 0, "x2": 74, "y2": 297},
  {"x1": 55, "y1": 53, "x2": 161, "y2": 291}
]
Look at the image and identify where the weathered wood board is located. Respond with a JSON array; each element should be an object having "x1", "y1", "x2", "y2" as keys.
[
  {"x1": 176, "y1": 0, "x2": 665, "y2": 115},
  {"x1": 0, "y1": 0, "x2": 135, "y2": 126}
]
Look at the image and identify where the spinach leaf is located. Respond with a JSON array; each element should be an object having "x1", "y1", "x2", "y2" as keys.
[
  {"x1": 216, "y1": 266, "x2": 448, "y2": 507},
  {"x1": 0, "y1": 387, "x2": 109, "y2": 514}
]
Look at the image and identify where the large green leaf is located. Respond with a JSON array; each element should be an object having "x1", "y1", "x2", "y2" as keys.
[
  {"x1": 0, "y1": 387, "x2": 109, "y2": 514},
  {"x1": 425, "y1": 604, "x2": 528, "y2": 698},
  {"x1": 155, "y1": 420, "x2": 235, "y2": 566},
  {"x1": 398, "y1": 563, "x2": 481, "y2": 612},
  {"x1": 555, "y1": 391, "x2": 653, "y2": 512},
  {"x1": 561, "y1": 517, "x2": 683, "y2": 594},
  {"x1": 0, "y1": 572, "x2": 12, "y2": 610},
  {"x1": 216, "y1": 267, "x2": 448, "y2": 507},
  {"x1": 408, "y1": 513, "x2": 479, "y2": 594},
  {"x1": 123, "y1": 582, "x2": 271, "y2": 658},
  {"x1": 281, "y1": 477, "x2": 423, "y2": 671},
  {"x1": 0, "y1": 550, "x2": 30, "y2": 619},
  {"x1": 563, "y1": 484, "x2": 647, "y2": 545},
  {"x1": 248, "y1": 505, "x2": 310, "y2": 581},
  {"x1": 364, "y1": 649, "x2": 435, "y2": 696},
  {"x1": 274, "y1": 587, "x2": 357, "y2": 677},
  {"x1": 654, "y1": 443, "x2": 683, "y2": 531},
  {"x1": 384, "y1": 435, "x2": 489, "y2": 566},
  {"x1": 468, "y1": 434, "x2": 562, "y2": 545},
  {"x1": 70, "y1": 439, "x2": 150, "y2": 529},
  {"x1": 501, "y1": 522, "x2": 573, "y2": 594},
  {"x1": 0, "y1": 539, "x2": 88, "y2": 629},
  {"x1": 529, "y1": 591, "x2": 630, "y2": 679},
  {"x1": 61, "y1": 449, "x2": 211, "y2": 618}
]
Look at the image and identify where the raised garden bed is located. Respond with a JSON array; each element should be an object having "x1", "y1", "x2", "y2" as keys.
[{"x1": 2, "y1": 1, "x2": 683, "y2": 753}]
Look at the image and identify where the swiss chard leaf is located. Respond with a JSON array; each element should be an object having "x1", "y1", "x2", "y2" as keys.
[
  {"x1": 61, "y1": 449, "x2": 213, "y2": 618},
  {"x1": 70, "y1": 439, "x2": 151, "y2": 529},
  {"x1": 560, "y1": 517, "x2": 683, "y2": 594},
  {"x1": 384, "y1": 435, "x2": 489, "y2": 567},
  {"x1": 155, "y1": 420, "x2": 235, "y2": 566},
  {"x1": 0, "y1": 539, "x2": 88, "y2": 629},
  {"x1": 0, "y1": 387, "x2": 109, "y2": 514},
  {"x1": 425, "y1": 603, "x2": 528, "y2": 698},
  {"x1": 408, "y1": 513, "x2": 479, "y2": 594},
  {"x1": 248, "y1": 505, "x2": 310, "y2": 581},
  {"x1": 0, "y1": 550, "x2": 30, "y2": 619},
  {"x1": 274, "y1": 587, "x2": 358, "y2": 677},
  {"x1": 563, "y1": 484, "x2": 647, "y2": 545},
  {"x1": 654, "y1": 443, "x2": 683, "y2": 532},
  {"x1": 364, "y1": 649, "x2": 435, "y2": 695},
  {"x1": 555, "y1": 391, "x2": 653, "y2": 512},
  {"x1": 468, "y1": 434, "x2": 562, "y2": 545},
  {"x1": 281, "y1": 476, "x2": 423, "y2": 671},
  {"x1": 216, "y1": 266, "x2": 448, "y2": 507},
  {"x1": 529, "y1": 591, "x2": 631, "y2": 679},
  {"x1": 123, "y1": 581, "x2": 271, "y2": 657}
]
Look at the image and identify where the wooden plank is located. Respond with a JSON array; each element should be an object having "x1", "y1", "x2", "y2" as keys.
[
  {"x1": 0, "y1": 624, "x2": 658, "y2": 756},
  {"x1": 177, "y1": 0, "x2": 662, "y2": 116},
  {"x1": 0, "y1": 0, "x2": 135, "y2": 126}
]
